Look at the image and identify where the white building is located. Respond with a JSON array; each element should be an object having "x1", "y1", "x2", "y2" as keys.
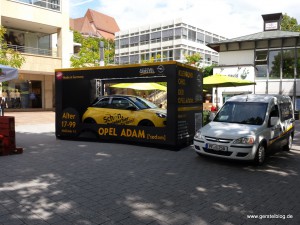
[
  {"x1": 208, "y1": 13, "x2": 300, "y2": 109},
  {"x1": 114, "y1": 18, "x2": 226, "y2": 67},
  {"x1": 0, "y1": 0, "x2": 72, "y2": 110}
]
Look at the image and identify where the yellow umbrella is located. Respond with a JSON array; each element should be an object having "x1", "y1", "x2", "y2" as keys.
[
  {"x1": 111, "y1": 82, "x2": 167, "y2": 91},
  {"x1": 203, "y1": 74, "x2": 256, "y2": 107},
  {"x1": 203, "y1": 74, "x2": 256, "y2": 89}
]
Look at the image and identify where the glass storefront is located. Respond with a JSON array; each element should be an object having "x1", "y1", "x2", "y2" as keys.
[{"x1": 1, "y1": 80, "x2": 42, "y2": 109}]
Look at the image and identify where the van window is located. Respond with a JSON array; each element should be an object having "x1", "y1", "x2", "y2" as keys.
[
  {"x1": 268, "y1": 105, "x2": 279, "y2": 126},
  {"x1": 214, "y1": 102, "x2": 268, "y2": 125},
  {"x1": 280, "y1": 103, "x2": 293, "y2": 120}
]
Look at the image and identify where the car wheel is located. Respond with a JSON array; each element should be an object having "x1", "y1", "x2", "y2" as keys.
[
  {"x1": 283, "y1": 134, "x2": 293, "y2": 151},
  {"x1": 254, "y1": 143, "x2": 266, "y2": 166},
  {"x1": 84, "y1": 118, "x2": 96, "y2": 124},
  {"x1": 138, "y1": 120, "x2": 154, "y2": 127}
]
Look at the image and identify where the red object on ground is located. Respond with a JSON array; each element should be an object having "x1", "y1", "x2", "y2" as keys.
[{"x1": 0, "y1": 116, "x2": 23, "y2": 156}]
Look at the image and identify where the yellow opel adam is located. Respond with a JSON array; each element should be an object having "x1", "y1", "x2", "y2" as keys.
[{"x1": 82, "y1": 95, "x2": 167, "y2": 127}]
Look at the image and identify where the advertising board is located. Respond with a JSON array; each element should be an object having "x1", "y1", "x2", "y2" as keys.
[{"x1": 55, "y1": 61, "x2": 203, "y2": 149}]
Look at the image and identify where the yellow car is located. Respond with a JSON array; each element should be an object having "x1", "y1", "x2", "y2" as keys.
[{"x1": 82, "y1": 95, "x2": 167, "y2": 127}]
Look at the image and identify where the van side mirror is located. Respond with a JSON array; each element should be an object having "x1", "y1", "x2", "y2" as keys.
[{"x1": 270, "y1": 117, "x2": 279, "y2": 126}]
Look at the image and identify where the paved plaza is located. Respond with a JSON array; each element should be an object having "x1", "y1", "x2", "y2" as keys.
[{"x1": 0, "y1": 111, "x2": 300, "y2": 225}]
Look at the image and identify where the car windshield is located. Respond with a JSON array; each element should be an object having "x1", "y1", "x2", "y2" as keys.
[
  {"x1": 213, "y1": 102, "x2": 268, "y2": 125},
  {"x1": 129, "y1": 96, "x2": 158, "y2": 109}
]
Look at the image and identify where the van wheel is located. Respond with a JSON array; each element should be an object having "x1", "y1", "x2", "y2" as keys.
[
  {"x1": 283, "y1": 134, "x2": 293, "y2": 151},
  {"x1": 254, "y1": 144, "x2": 266, "y2": 166}
]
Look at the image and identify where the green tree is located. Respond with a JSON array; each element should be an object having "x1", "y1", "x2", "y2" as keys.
[
  {"x1": 203, "y1": 64, "x2": 217, "y2": 77},
  {"x1": 184, "y1": 53, "x2": 202, "y2": 67},
  {"x1": 281, "y1": 13, "x2": 300, "y2": 32},
  {"x1": 70, "y1": 30, "x2": 115, "y2": 67},
  {"x1": 0, "y1": 26, "x2": 25, "y2": 68}
]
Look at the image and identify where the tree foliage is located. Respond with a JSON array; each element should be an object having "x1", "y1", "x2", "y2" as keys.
[
  {"x1": 203, "y1": 64, "x2": 217, "y2": 77},
  {"x1": 70, "y1": 30, "x2": 115, "y2": 68},
  {"x1": 0, "y1": 26, "x2": 25, "y2": 68},
  {"x1": 281, "y1": 13, "x2": 300, "y2": 32},
  {"x1": 184, "y1": 53, "x2": 202, "y2": 67}
]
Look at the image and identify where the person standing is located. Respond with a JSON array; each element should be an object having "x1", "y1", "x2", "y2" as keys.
[{"x1": 0, "y1": 96, "x2": 6, "y2": 116}]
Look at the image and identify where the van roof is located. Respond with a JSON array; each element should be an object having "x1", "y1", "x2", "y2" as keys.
[{"x1": 226, "y1": 94, "x2": 291, "y2": 103}]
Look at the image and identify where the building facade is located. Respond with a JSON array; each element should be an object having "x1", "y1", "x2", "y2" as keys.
[
  {"x1": 0, "y1": 0, "x2": 72, "y2": 110},
  {"x1": 208, "y1": 13, "x2": 300, "y2": 109},
  {"x1": 114, "y1": 18, "x2": 226, "y2": 66}
]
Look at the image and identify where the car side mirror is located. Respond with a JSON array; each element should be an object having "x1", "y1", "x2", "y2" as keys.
[{"x1": 270, "y1": 116, "x2": 279, "y2": 126}]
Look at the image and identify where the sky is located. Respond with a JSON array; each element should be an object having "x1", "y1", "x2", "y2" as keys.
[{"x1": 69, "y1": 0, "x2": 300, "y2": 38}]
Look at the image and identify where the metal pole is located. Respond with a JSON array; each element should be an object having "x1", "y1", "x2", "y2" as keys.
[{"x1": 99, "y1": 41, "x2": 104, "y2": 66}]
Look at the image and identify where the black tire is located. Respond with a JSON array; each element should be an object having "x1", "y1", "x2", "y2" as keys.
[
  {"x1": 254, "y1": 143, "x2": 266, "y2": 166},
  {"x1": 283, "y1": 134, "x2": 293, "y2": 151},
  {"x1": 83, "y1": 118, "x2": 96, "y2": 124},
  {"x1": 138, "y1": 120, "x2": 155, "y2": 127}
]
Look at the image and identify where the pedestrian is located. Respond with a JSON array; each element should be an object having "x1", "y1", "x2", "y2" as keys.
[{"x1": 0, "y1": 96, "x2": 7, "y2": 116}]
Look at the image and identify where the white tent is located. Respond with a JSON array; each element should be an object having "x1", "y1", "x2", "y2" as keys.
[{"x1": 0, "y1": 64, "x2": 18, "y2": 82}]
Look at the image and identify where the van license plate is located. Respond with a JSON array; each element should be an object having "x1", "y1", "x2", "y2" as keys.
[{"x1": 206, "y1": 143, "x2": 228, "y2": 151}]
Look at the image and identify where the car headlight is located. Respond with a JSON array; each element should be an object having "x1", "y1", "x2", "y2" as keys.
[
  {"x1": 156, "y1": 112, "x2": 167, "y2": 118},
  {"x1": 194, "y1": 130, "x2": 204, "y2": 140},
  {"x1": 233, "y1": 136, "x2": 255, "y2": 145}
]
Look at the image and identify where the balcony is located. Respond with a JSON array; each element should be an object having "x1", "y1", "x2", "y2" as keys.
[
  {"x1": 7, "y1": 44, "x2": 57, "y2": 57},
  {"x1": 13, "y1": 0, "x2": 60, "y2": 11}
]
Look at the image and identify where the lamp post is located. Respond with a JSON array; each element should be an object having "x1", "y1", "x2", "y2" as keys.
[{"x1": 99, "y1": 41, "x2": 104, "y2": 66}]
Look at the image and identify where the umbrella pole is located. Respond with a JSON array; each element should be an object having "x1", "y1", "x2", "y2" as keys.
[{"x1": 215, "y1": 88, "x2": 218, "y2": 109}]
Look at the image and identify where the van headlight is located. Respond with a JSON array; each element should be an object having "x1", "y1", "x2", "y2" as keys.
[
  {"x1": 194, "y1": 130, "x2": 204, "y2": 140},
  {"x1": 156, "y1": 112, "x2": 166, "y2": 118},
  {"x1": 233, "y1": 136, "x2": 255, "y2": 145}
]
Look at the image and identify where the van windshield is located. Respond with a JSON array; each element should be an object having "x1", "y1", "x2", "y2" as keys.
[{"x1": 214, "y1": 102, "x2": 268, "y2": 125}]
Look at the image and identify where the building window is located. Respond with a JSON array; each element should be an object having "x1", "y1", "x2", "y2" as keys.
[
  {"x1": 150, "y1": 32, "x2": 161, "y2": 43},
  {"x1": 197, "y1": 32, "x2": 204, "y2": 43},
  {"x1": 140, "y1": 34, "x2": 150, "y2": 45},
  {"x1": 15, "y1": 0, "x2": 61, "y2": 11},
  {"x1": 282, "y1": 49, "x2": 295, "y2": 79},
  {"x1": 255, "y1": 50, "x2": 268, "y2": 79},
  {"x1": 120, "y1": 38, "x2": 129, "y2": 48},
  {"x1": 162, "y1": 29, "x2": 174, "y2": 41},
  {"x1": 269, "y1": 50, "x2": 281, "y2": 79},
  {"x1": 130, "y1": 36, "x2": 139, "y2": 47},
  {"x1": 256, "y1": 65, "x2": 267, "y2": 78},
  {"x1": 182, "y1": 28, "x2": 187, "y2": 39},
  {"x1": 174, "y1": 28, "x2": 181, "y2": 39},
  {"x1": 188, "y1": 30, "x2": 196, "y2": 42},
  {"x1": 205, "y1": 35, "x2": 213, "y2": 44},
  {"x1": 297, "y1": 48, "x2": 300, "y2": 79}
]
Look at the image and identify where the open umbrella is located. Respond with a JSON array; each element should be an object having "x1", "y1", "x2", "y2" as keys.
[
  {"x1": 203, "y1": 74, "x2": 256, "y2": 89},
  {"x1": 111, "y1": 82, "x2": 167, "y2": 91},
  {"x1": 0, "y1": 64, "x2": 19, "y2": 82},
  {"x1": 203, "y1": 74, "x2": 256, "y2": 108}
]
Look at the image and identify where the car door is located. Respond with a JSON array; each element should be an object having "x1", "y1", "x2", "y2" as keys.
[
  {"x1": 279, "y1": 101, "x2": 294, "y2": 147},
  {"x1": 104, "y1": 97, "x2": 137, "y2": 125},
  {"x1": 268, "y1": 105, "x2": 282, "y2": 150}
]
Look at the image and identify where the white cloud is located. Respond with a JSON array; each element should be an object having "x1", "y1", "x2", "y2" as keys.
[
  {"x1": 70, "y1": 0, "x2": 94, "y2": 7},
  {"x1": 86, "y1": 0, "x2": 300, "y2": 38}
]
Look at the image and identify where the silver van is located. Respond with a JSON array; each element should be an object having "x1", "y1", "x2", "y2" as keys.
[{"x1": 194, "y1": 94, "x2": 295, "y2": 165}]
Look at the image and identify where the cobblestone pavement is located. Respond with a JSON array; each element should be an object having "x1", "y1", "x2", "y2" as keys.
[{"x1": 1, "y1": 112, "x2": 300, "y2": 225}]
